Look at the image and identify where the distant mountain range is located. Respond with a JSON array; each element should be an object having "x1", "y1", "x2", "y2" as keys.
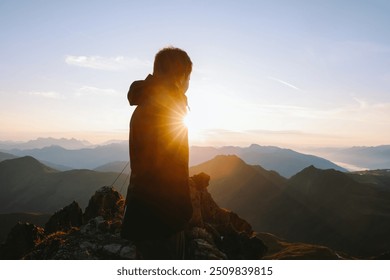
[
  {"x1": 0, "y1": 137, "x2": 390, "y2": 171},
  {"x1": 1, "y1": 138, "x2": 389, "y2": 172},
  {"x1": 190, "y1": 155, "x2": 390, "y2": 257},
  {"x1": 0, "y1": 152, "x2": 17, "y2": 162},
  {"x1": 0, "y1": 137, "x2": 92, "y2": 150},
  {"x1": 1, "y1": 139, "x2": 347, "y2": 177},
  {"x1": 2, "y1": 143, "x2": 129, "y2": 170},
  {"x1": 305, "y1": 145, "x2": 390, "y2": 170},
  {"x1": 190, "y1": 144, "x2": 347, "y2": 177}
]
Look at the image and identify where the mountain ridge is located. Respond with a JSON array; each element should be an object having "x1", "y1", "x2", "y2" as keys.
[
  {"x1": 0, "y1": 137, "x2": 92, "y2": 150},
  {"x1": 304, "y1": 145, "x2": 390, "y2": 170},
  {"x1": 0, "y1": 178, "x2": 348, "y2": 260},
  {"x1": 0, "y1": 157, "x2": 129, "y2": 214},
  {"x1": 190, "y1": 155, "x2": 390, "y2": 257},
  {"x1": 2, "y1": 154, "x2": 390, "y2": 258},
  {"x1": 190, "y1": 144, "x2": 347, "y2": 177},
  {"x1": 2, "y1": 142, "x2": 347, "y2": 177}
]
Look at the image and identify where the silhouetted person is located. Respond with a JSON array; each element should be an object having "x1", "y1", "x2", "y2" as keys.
[{"x1": 121, "y1": 47, "x2": 193, "y2": 259}]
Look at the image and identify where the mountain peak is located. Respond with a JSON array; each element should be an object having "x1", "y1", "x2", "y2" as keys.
[
  {"x1": 291, "y1": 164, "x2": 344, "y2": 180},
  {"x1": 190, "y1": 154, "x2": 248, "y2": 179},
  {"x1": 213, "y1": 154, "x2": 245, "y2": 163},
  {"x1": 0, "y1": 156, "x2": 57, "y2": 174}
]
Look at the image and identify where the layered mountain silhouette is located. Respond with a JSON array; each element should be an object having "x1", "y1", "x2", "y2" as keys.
[
  {"x1": 2, "y1": 138, "x2": 389, "y2": 172},
  {"x1": 306, "y1": 145, "x2": 390, "y2": 170},
  {"x1": 4, "y1": 144, "x2": 129, "y2": 170},
  {"x1": 190, "y1": 155, "x2": 390, "y2": 257},
  {"x1": 0, "y1": 213, "x2": 50, "y2": 244},
  {"x1": 0, "y1": 137, "x2": 92, "y2": 150},
  {"x1": 94, "y1": 161, "x2": 130, "y2": 174},
  {"x1": 190, "y1": 144, "x2": 347, "y2": 177},
  {"x1": 348, "y1": 169, "x2": 390, "y2": 188},
  {"x1": 1, "y1": 153, "x2": 390, "y2": 259},
  {"x1": 0, "y1": 152, "x2": 17, "y2": 162},
  {"x1": 0, "y1": 175, "x2": 347, "y2": 260},
  {"x1": 2, "y1": 141, "x2": 346, "y2": 177},
  {"x1": 0, "y1": 156, "x2": 129, "y2": 214},
  {"x1": 190, "y1": 155, "x2": 286, "y2": 224}
]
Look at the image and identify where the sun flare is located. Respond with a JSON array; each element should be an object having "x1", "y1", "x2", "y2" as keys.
[
  {"x1": 183, "y1": 113, "x2": 190, "y2": 128},
  {"x1": 182, "y1": 111, "x2": 206, "y2": 144}
]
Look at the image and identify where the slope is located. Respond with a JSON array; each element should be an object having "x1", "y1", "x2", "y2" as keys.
[
  {"x1": 0, "y1": 212, "x2": 51, "y2": 243},
  {"x1": 190, "y1": 155, "x2": 287, "y2": 223},
  {"x1": 0, "y1": 152, "x2": 18, "y2": 162},
  {"x1": 267, "y1": 166, "x2": 390, "y2": 257},
  {"x1": 190, "y1": 155, "x2": 390, "y2": 257},
  {"x1": 0, "y1": 157, "x2": 129, "y2": 214}
]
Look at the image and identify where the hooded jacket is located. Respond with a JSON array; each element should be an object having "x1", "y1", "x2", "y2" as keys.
[{"x1": 122, "y1": 75, "x2": 193, "y2": 240}]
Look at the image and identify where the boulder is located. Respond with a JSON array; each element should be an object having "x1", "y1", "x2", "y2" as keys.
[
  {"x1": 45, "y1": 201, "x2": 82, "y2": 234},
  {"x1": 83, "y1": 186, "x2": 125, "y2": 223}
]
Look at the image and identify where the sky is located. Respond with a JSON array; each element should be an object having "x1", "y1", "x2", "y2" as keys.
[{"x1": 1, "y1": 0, "x2": 390, "y2": 148}]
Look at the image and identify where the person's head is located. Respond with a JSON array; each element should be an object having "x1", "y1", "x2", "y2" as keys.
[{"x1": 153, "y1": 47, "x2": 192, "y2": 92}]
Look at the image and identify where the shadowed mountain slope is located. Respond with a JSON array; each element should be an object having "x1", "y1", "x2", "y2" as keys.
[
  {"x1": 0, "y1": 152, "x2": 18, "y2": 162},
  {"x1": 0, "y1": 212, "x2": 51, "y2": 243},
  {"x1": 190, "y1": 155, "x2": 286, "y2": 224},
  {"x1": 0, "y1": 176, "x2": 347, "y2": 260},
  {"x1": 0, "y1": 156, "x2": 129, "y2": 214},
  {"x1": 190, "y1": 155, "x2": 390, "y2": 257}
]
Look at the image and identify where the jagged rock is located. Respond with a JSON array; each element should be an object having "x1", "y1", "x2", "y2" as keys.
[
  {"x1": 6, "y1": 173, "x2": 267, "y2": 260},
  {"x1": 24, "y1": 229, "x2": 136, "y2": 260},
  {"x1": 83, "y1": 186, "x2": 125, "y2": 224},
  {"x1": 191, "y1": 172, "x2": 210, "y2": 190},
  {"x1": 217, "y1": 230, "x2": 267, "y2": 259},
  {"x1": 80, "y1": 215, "x2": 122, "y2": 235},
  {"x1": 0, "y1": 222, "x2": 45, "y2": 259},
  {"x1": 191, "y1": 238, "x2": 228, "y2": 259},
  {"x1": 198, "y1": 182, "x2": 253, "y2": 234},
  {"x1": 188, "y1": 173, "x2": 253, "y2": 234},
  {"x1": 186, "y1": 227, "x2": 227, "y2": 259},
  {"x1": 188, "y1": 177, "x2": 204, "y2": 228},
  {"x1": 45, "y1": 201, "x2": 82, "y2": 234},
  {"x1": 187, "y1": 175, "x2": 267, "y2": 259},
  {"x1": 25, "y1": 214, "x2": 136, "y2": 260},
  {"x1": 21, "y1": 188, "x2": 134, "y2": 260}
]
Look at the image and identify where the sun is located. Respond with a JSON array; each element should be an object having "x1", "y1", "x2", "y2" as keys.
[
  {"x1": 182, "y1": 111, "x2": 205, "y2": 143},
  {"x1": 182, "y1": 113, "x2": 191, "y2": 128},
  {"x1": 183, "y1": 111, "x2": 204, "y2": 131}
]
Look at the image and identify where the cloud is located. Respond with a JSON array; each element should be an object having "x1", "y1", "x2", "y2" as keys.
[
  {"x1": 65, "y1": 55, "x2": 151, "y2": 71},
  {"x1": 75, "y1": 86, "x2": 120, "y2": 97},
  {"x1": 28, "y1": 91, "x2": 64, "y2": 99}
]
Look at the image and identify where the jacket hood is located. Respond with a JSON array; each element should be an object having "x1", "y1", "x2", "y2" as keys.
[
  {"x1": 127, "y1": 74, "x2": 154, "y2": 106},
  {"x1": 127, "y1": 74, "x2": 188, "y2": 107}
]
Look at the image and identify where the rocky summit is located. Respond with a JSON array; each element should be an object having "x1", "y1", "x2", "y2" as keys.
[{"x1": 0, "y1": 173, "x2": 347, "y2": 260}]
